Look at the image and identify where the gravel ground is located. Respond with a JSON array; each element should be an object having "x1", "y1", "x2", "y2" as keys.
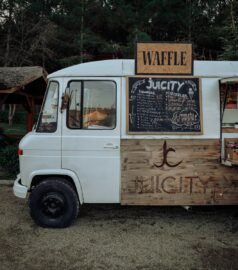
[{"x1": 0, "y1": 185, "x2": 238, "y2": 270}]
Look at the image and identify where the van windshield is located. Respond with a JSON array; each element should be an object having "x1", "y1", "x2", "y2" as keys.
[{"x1": 36, "y1": 81, "x2": 59, "y2": 133}]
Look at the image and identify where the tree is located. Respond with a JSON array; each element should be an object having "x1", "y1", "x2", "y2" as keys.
[
  {"x1": 0, "y1": 0, "x2": 237, "y2": 71},
  {"x1": 0, "y1": 0, "x2": 19, "y2": 66},
  {"x1": 219, "y1": 0, "x2": 238, "y2": 60},
  {"x1": 0, "y1": 0, "x2": 59, "y2": 69}
]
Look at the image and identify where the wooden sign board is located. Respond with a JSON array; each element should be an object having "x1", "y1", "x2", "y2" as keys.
[
  {"x1": 121, "y1": 139, "x2": 238, "y2": 206},
  {"x1": 136, "y1": 43, "x2": 193, "y2": 75},
  {"x1": 127, "y1": 76, "x2": 202, "y2": 134}
]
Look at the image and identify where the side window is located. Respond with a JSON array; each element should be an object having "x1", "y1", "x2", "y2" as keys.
[
  {"x1": 67, "y1": 81, "x2": 116, "y2": 130},
  {"x1": 37, "y1": 81, "x2": 59, "y2": 133},
  {"x1": 83, "y1": 81, "x2": 116, "y2": 129}
]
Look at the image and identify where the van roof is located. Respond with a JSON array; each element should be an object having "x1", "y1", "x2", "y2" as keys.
[{"x1": 48, "y1": 59, "x2": 238, "y2": 78}]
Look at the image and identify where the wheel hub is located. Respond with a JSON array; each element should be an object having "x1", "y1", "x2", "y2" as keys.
[{"x1": 41, "y1": 193, "x2": 66, "y2": 218}]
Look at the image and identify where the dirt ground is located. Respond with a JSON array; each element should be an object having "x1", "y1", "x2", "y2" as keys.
[{"x1": 0, "y1": 185, "x2": 238, "y2": 270}]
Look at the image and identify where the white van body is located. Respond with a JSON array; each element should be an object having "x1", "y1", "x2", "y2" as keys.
[{"x1": 13, "y1": 59, "x2": 238, "y2": 227}]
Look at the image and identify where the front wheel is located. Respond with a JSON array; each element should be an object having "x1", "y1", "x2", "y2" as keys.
[{"x1": 29, "y1": 178, "x2": 79, "y2": 228}]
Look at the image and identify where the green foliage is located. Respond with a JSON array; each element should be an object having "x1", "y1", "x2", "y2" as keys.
[
  {"x1": 0, "y1": 111, "x2": 27, "y2": 124},
  {"x1": 0, "y1": 0, "x2": 238, "y2": 71},
  {"x1": 0, "y1": 123, "x2": 26, "y2": 135},
  {"x1": 219, "y1": 26, "x2": 238, "y2": 60},
  {"x1": 0, "y1": 145, "x2": 19, "y2": 177},
  {"x1": 0, "y1": 111, "x2": 8, "y2": 123}
]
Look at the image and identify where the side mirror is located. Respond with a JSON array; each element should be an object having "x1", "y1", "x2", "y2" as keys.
[{"x1": 60, "y1": 87, "x2": 70, "y2": 113}]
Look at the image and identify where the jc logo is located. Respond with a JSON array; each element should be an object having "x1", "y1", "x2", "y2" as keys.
[{"x1": 154, "y1": 141, "x2": 182, "y2": 168}]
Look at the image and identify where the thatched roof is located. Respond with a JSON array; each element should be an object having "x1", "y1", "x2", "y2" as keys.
[
  {"x1": 0, "y1": 66, "x2": 47, "y2": 93},
  {"x1": 0, "y1": 66, "x2": 48, "y2": 105}
]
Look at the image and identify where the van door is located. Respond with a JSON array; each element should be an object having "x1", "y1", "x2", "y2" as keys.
[{"x1": 61, "y1": 78, "x2": 121, "y2": 203}]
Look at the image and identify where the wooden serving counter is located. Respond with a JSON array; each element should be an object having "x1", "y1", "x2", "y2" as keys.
[{"x1": 222, "y1": 128, "x2": 238, "y2": 133}]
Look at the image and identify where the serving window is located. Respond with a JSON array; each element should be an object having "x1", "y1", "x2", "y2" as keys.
[
  {"x1": 221, "y1": 83, "x2": 238, "y2": 128},
  {"x1": 220, "y1": 78, "x2": 238, "y2": 165},
  {"x1": 221, "y1": 81, "x2": 238, "y2": 130}
]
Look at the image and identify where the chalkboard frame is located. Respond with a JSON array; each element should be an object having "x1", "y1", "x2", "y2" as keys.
[{"x1": 126, "y1": 76, "x2": 203, "y2": 135}]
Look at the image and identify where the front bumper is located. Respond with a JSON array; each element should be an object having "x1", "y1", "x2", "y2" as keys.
[{"x1": 13, "y1": 174, "x2": 28, "y2": 199}]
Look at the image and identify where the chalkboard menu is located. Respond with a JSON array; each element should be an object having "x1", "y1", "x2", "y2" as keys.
[{"x1": 127, "y1": 77, "x2": 202, "y2": 134}]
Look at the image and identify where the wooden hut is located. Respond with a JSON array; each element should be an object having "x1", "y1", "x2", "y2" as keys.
[{"x1": 0, "y1": 66, "x2": 47, "y2": 131}]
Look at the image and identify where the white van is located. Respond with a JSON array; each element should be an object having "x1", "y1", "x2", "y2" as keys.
[{"x1": 13, "y1": 59, "x2": 238, "y2": 227}]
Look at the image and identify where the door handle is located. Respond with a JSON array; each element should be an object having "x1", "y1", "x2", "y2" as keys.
[{"x1": 104, "y1": 143, "x2": 119, "y2": 149}]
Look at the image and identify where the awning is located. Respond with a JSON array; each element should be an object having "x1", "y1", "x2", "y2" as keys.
[{"x1": 220, "y1": 77, "x2": 238, "y2": 84}]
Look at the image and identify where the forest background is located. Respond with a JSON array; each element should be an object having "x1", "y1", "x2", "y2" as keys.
[
  {"x1": 0, "y1": 0, "x2": 238, "y2": 177},
  {"x1": 0, "y1": 0, "x2": 238, "y2": 72}
]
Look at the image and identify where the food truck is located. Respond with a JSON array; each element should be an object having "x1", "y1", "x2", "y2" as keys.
[{"x1": 13, "y1": 43, "x2": 238, "y2": 227}]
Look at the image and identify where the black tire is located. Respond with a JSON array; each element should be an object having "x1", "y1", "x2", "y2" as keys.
[{"x1": 29, "y1": 178, "x2": 79, "y2": 228}]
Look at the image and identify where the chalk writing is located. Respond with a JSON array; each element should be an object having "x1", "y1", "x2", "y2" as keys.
[{"x1": 128, "y1": 77, "x2": 201, "y2": 133}]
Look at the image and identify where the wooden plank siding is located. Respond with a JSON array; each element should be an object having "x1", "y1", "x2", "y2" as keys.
[{"x1": 121, "y1": 139, "x2": 238, "y2": 205}]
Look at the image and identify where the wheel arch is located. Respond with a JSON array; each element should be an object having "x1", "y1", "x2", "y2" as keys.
[{"x1": 29, "y1": 169, "x2": 84, "y2": 204}]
